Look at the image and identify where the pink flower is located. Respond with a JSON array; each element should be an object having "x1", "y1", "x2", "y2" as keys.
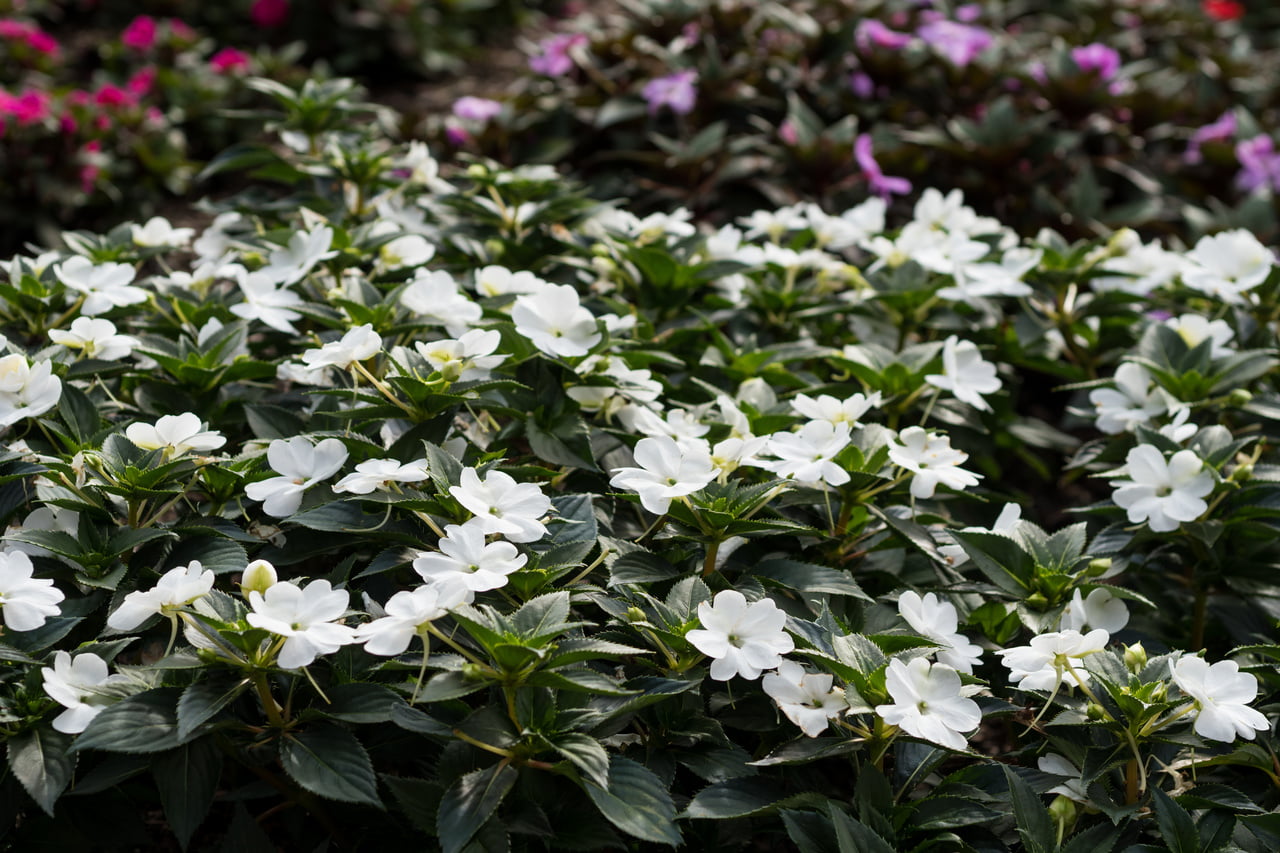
[
  {"x1": 169, "y1": 19, "x2": 196, "y2": 42},
  {"x1": 849, "y1": 71, "x2": 875, "y2": 98},
  {"x1": 642, "y1": 70, "x2": 698, "y2": 116},
  {"x1": 127, "y1": 67, "x2": 156, "y2": 98},
  {"x1": 0, "y1": 90, "x2": 51, "y2": 125},
  {"x1": 25, "y1": 30, "x2": 58, "y2": 54},
  {"x1": 1235, "y1": 135, "x2": 1280, "y2": 193},
  {"x1": 855, "y1": 133, "x2": 912, "y2": 199},
  {"x1": 251, "y1": 0, "x2": 290, "y2": 28},
  {"x1": 916, "y1": 20, "x2": 993, "y2": 67},
  {"x1": 529, "y1": 33, "x2": 586, "y2": 77},
  {"x1": 0, "y1": 20, "x2": 32, "y2": 40},
  {"x1": 445, "y1": 124, "x2": 470, "y2": 146},
  {"x1": 1071, "y1": 43, "x2": 1121, "y2": 80},
  {"x1": 210, "y1": 47, "x2": 251, "y2": 73},
  {"x1": 94, "y1": 84, "x2": 134, "y2": 109},
  {"x1": 856, "y1": 19, "x2": 913, "y2": 51},
  {"x1": 452, "y1": 96, "x2": 502, "y2": 122},
  {"x1": 778, "y1": 120, "x2": 799, "y2": 146},
  {"x1": 121, "y1": 16, "x2": 157, "y2": 51},
  {"x1": 1185, "y1": 112, "x2": 1236, "y2": 164}
]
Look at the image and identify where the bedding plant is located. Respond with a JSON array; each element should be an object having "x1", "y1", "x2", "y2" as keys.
[{"x1": 0, "y1": 82, "x2": 1279, "y2": 851}]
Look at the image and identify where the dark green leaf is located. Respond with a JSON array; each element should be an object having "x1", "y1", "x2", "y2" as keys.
[
  {"x1": 152, "y1": 737, "x2": 222, "y2": 850},
  {"x1": 8, "y1": 726, "x2": 75, "y2": 816},
  {"x1": 437, "y1": 763, "x2": 518, "y2": 853},
  {"x1": 74, "y1": 688, "x2": 182, "y2": 754},
  {"x1": 1003, "y1": 765, "x2": 1055, "y2": 853},
  {"x1": 279, "y1": 724, "x2": 381, "y2": 807},
  {"x1": 585, "y1": 756, "x2": 681, "y2": 846},
  {"x1": 1151, "y1": 785, "x2": 1198, "y2": 853}
]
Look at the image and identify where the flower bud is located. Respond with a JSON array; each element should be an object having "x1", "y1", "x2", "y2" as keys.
[
  {"x1": 1230, "y1": 463, "x2": 1254, "y2": 483},
  {"x1": 625, "y1": 606, "x2": 647, "y2": 623},
  {"x1": 1227, "y1": 388, "x2": 1253, "y2": 407},
  {"x1": 461, "y1": 662, "x2": 487, "y2": 680},
  {"x1": 1026, "y1": 592, "x2": 1049, "y2": 609},
  {"x1": 1086, "y1": 702, "x2": 1107, "y2": 720},
  {"x1": 240, "y1": 559, "x2": 277, "y2": 596},
  {"x1": 1086, "y1": 557, "x2": 1112, "y2": 577},
  {"x1": 1048, "y1": 795, "x2": 1077, "y2": 829},
  {"x1": 1124, "y1": 642, "x2": 1147, "y2": 671},
  {"x1": 466, "y1": 163, "x2": 489, "y2": 179}
]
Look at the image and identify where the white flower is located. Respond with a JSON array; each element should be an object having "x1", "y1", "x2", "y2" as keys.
[
  {"x1": 887, "y1": 427, "x2": 981, "y2": 499},
  {"x1": 709, "y1": 436, "x2": 769, "y2": 478},
  {"x1": 762, "y1": 660, "x2": 849, "y2": 737},
  {"x1": 1089, "y1": 363, "x2": 1168, "y2": 434},
  {"x1": 246, "y1": 437, "x2": 350, "y2": 517},
  {"x1": 132, "y1": 216, "x2": 194, "y2": 249},
  {"x1": 0, "y1": 356, "x2": 61, "y2": 427},
  {"x1": 355, "y1": 584, "x2": 468, "y2": 656},
  {"x1": 897, "y1": 591, "x2": 983, "y2": 674},
  {"x1": 512, "y1": 284, "x2": 601, "y2": 358},
  {"x1": 1038, "y1": 754, "x2": 1088, "y2": 802},
  {"x1": 1158, "y1": 406, "x2": 1198, "y2": 444},
  {"x1": 791, "y1": 392, "x2": 882, "y2": 428},
  {"x1": 377, "y1": 234, "x2": 436, "y2": 270},
  {"x1": 42, "y1": 651, "x2": 128, "y2": 734},
  {"x1": 301, "y1": 324, "x2": 382, "y2": 371},
  {"x1": 1171, "y1": 656, "x2": 1270, "y2": 743},
  {"x1": 875, "y1": 657, "x2": 981, "y2": 751},
  {"x1": 938, "y1": 248, "x2": 1039, "y2": 300},
  {"x1": 449, "y1": 468, "x2": 550, "y2": 543},
  {"x1": 415, "y1": 329, "x2": 506, "y2": 383},
  {"x1": 998, "y1": 629, "x2": 1110, "y2": 692},
  {"x1": 1093, "y1": 239, "x2": 1187, "y2": 296},
  {"x1": 1165, "y1": 314, "x2": 1235, "y2": 359},
  {"x1": 192, "y1": 212, "x2": 243, "y2": 265},
  {"x1": 925, "y1": 337, "x2": 1001, "y2": 412},
  {"x1": 333, "y1": 458, "x2": 429, "y2": 495},
  {"x1": 247, "y1": 579, "x2": 357, "y2": 669},
  {"x1": 230, "y1": 268, "x2": 305, "y2": 333},
  {"x1": 1183, "y1": 230, "x2": 1273, "y2": 303},
  {"x1": 609, "y1": 435, "x2": 717, "y2": 514},
  {"x1": 260, "y1": 225, "x2": 338, "y2": 285},
  {"x1": 740, "y1": 207, "x2": 808, "y2": 241},
  {"x1": 54, "y1": 256, "x2": 148, "y2": 317},
  {"x1": 107, "y1": 561, "x2": 215, "y2": 631},
  {"x1": 760, "y1": 421, "x2": 852, "y2": 487},
  {"x1": 686, "y1": 590, "x2": 795, "y2": 681},
  {"x1": 1110, "y1": 445, "x2": 1213, "y2": 533},
  {"x1": 49, "y1": 317, "x2": 138, "y2": 361},
  {"x1": 400, "y1": 270, "x2": 483, "y2": 336},
  {"x1": 473, "y1": 265, "x2": 548, "y2": 297},
  {"x1": 1059, "y1": 588, "x2": 1129, "y2": 634},
  {"x1": 0, "y1": 550, "x2": 64, "y2": 631},
  {"x1": 412, "y1": 522, "x2": 527, "y2": 595},
  {"x1": 125, "y1": 413, "x2": 226, "y2": 458}
]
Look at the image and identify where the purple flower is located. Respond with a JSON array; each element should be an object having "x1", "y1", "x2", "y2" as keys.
[
  {"x1": 1235, "y1": 135, "x2": 1280, "y2": 193},
  {"x1": 849, "y1": 71, "x2": 875, "y2": 99},
  {"x1": 916, "y1": 20, "x2": 993, "y2": 67},
  {"x1": 445, "y1": 124, "x2": 471, "y2": 146},
  {"x1": 855, "y1": 134, "x2": 912, "y2": 199},
  {"x1": 452, "y1": 96, "x2": 503, "y2": 123},
  {"x1": 642, "y1": 70, "x2": 698, "y2": 116},
  {"x1": 1070, "y1": 43, "x2": 1121, "y2": 80},
  {"x1": 1185, "y1": 112, "x2": 1237, "y2": 164},
  {"x1": 955, "y1": 4, "x2": 982, "y2": 22},
  {"x1": 529, "y1": 33, "x2": 587, "y2": 77},
  {"x1": 855, "y1": 19, "x2": 914, "y2": 51}
]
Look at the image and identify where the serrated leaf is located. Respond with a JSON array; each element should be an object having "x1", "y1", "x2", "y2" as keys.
[
  {"x1": 1151, "y1": 785, "x2": 1198, "y2": 853},
  {"x1": 437, "y1": 763, "x2": 518, "y2": 853},
  {"x1": 550, "y1": 732, "x2": 610, "y2": 788},
  {"x1": 8, "y1": 726, "x2": 75, "y2": 816},
  {"x1": 585, "y1": 756, "x2": 681, "y2": 846},
  {"x1": 177, "y1": 678, "x2": 249, "y2": 740},
  {"x1": 279, "y1": 724, "x2": 381, "y2": 807},
  {"x1": 152, "y1": 737, "x2": 221, "y2": 850},
  {"x1": 73, "y1": 688, "x2": 182, "y2": 754},
  {"x1": 1003, "y1": 765, "x2": 1055, "y2": 853}
]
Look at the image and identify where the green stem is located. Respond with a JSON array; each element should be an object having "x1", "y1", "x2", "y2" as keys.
[
  {"x1": 251, "y1": 672, "x2": 285, "y2": 727},
  {"x1": 701, "y1": 538, "x2": 722, "y2": 577}
]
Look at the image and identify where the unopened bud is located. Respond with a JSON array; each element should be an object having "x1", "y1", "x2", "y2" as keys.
[
  {"x1": 625, "y1": 606, "x2": 647, "y2": 624},
  {"x1": 1048, "y1": 795, "x2": 1077, "y2": 828},
  {"x1": 1086, "y1": 558, "x2": 1112, "y2": 577},
  {"x1": 1086, "y1": 702, "x2": 1106, "y2": 721},
  {"x1": 461, "y1": 663, "x2": 487, "y2": 680},
  {"x1": 240, "y1": 559, "x2": 277, "y2": 596},
  {"x1": 1026, "y1": 592, "x2": 1048, "y2": 609},
  {"x1": 1230, "y1": 463, "x2": 1254, "y2": 483},
  {"x1": 1124, "y1": 642, "x2": 1148, "y2": 671},
  {"x1": 1227, "y1": 389, "x2": 1253, "y2": 407},
  {"x1": 466, "y1": 164, "x2": 488, "y2": 179}
]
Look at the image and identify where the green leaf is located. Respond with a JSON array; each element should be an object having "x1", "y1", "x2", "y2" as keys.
[
  {"x1": 753, "y1": 558, "x2": 872, "y2": 600},
  {"x1": 683, "y1": 777, "x2": 789, "y2": 819},
  {"x1": 177, "y1": 678, "x2": 250, "y2": 740},
  {"x1": 586, "y1": 756, "x2": 681, "y2": 846},
  {"x1": 384, "y1": 776, "x2": 442, "y2": 836},
  {"x1": 152, "y1": 737, "x2": 222, "y2": 850},
  {"x1": 1150, "y1": 785, "x2": 1199, "y2": 853},
  {"x1": 510, "y1": 591, "x2": 573, "y2": 641},
  {"x1": 218, "y1": 803, "x2": 276, "y2": 853},
  {"x1": 549, "y1": 732, "x2": 610, "y2": 788},
  {"x1": 1003, "y1": 766, "x2": 1055, "y2": 853},
  {"x1": 1061, "y1": 823, "x2": 1121, "y2": 853},
  {"x1": 74, "y1": 688, "x2": 182, "y2": 754},
  {"x1": 437, "y1": 763, "x2": 519, "y2": 853},
  {"x1": 314, "y1": 683, "x2": 403, "y2": 723},
  {"x1": 8, "y1": 726, "x2": 75, "y2": 816},
  {"x1": 829, "y1": 803, "x2": 895, "y2": 853},
  {"x1": 278, "y1": 724, "x2": 381, "y2": 807}
]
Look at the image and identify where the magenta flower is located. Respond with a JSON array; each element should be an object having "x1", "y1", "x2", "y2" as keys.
[
  {"x1": 849, "y1": 71, "x2": 875, "y2": 98},
  {"x1": 529, "y1": 33, "x2": 587, "y2": 77},
  {"x1": 26, "y1": 30, "x2": 57, "y2": 54},
  {"x1": 642, "y1": 70, "x2": 698, "y2": 116},
  {"x1": 1235, "y1": 135, "x2": 1280, "y2": 193},
  {"x1": 1070, "y1": 43, "x2": 1121, "y2": 80},
  {"x1": 210, "y1": 47, "x2": 251, "y2": 74},
  {"x1": 0, "y1": 90, "x2": 51, "y2": 125},
  {"x1": 855, "y1": 133, "x2": 912, "y2": 199},
  {"x1": 251, "y1": 0, "x2": 290, "y2": 28},
  {"x1": 452, "y1": 96, "x2": 503, "y2": 123},
  {"x1": 1185, "y1": 112, "x2": 1237, "y2": 164},
  {"x1": 855, "y1": 19, "x2": 914, "y2": 50},
  {"x1": 121, "y1": 16, "x2": 157, "y2": 51},
  {"x1": 917, "y1": 20, "x2": 993, "y2": 67}
]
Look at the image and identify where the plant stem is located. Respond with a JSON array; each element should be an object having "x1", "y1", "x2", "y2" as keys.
[{"x1": 252, "y1": 672, "x2": 285, "y2": 727}]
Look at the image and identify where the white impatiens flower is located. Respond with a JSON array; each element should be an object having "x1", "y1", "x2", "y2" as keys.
[
  {"x1": 1183, "y1": 229, "x2": 1274, "y2": 303},
  {"x1": 355, "y1": 584, "x2": 468, "y2": 656},
  {"x1": 473, "y1": 265, "x2": 548, "y2": 297},
  {"x1": 131, "y1": 216, "x2": 195, "y2": 249},
  {"x1": 609, "y1": 435, "x2": 717, "y2": 514},
  {"x1": 897, "y1": 591, "x2": 984, "y2": 674},
  {"x1": 1089, "y1": 363, "x2": 1167, "y2": 435},
  {"x1": 260, "y1": 225, "x2": 338, "y2": 285},
  {"x1": 449, "y1": 468, "x2": 550, "y2": 543},
  {"x1": 1038, "y1": 754, "x2": 1089, "y2": 802},
  {"x1": 875, "y1": 657, "x2": 981, "y2": 751},
  {"x1": 400, "y1": 269, "x2": 483, "y2": 336},
  {"x1": 412, "y1": 522, "x2": 528, "y2": 596},
  {"x1": 0, "y1": 355, "x2": 62, "y2": 427},
  {"x1": 0, "y1": 550, "x2": 64, "y2": 631},
  {"x1": 998, "y1": 629, "x2": 1110, "y2": 692},
  {"x1": 333, "y1": 458, "x2": 429, "y2": 495},
  {"x1": 1059, "y1": 588, "x2": 1129, "y2": 634},
  {"x1": 230, "y1": 268, "x2": 305, "y2": 333},
  {"x1": 686, "y1": 590, "x2": 795, "y2": 681},
  {"x1": 791, "y1": 392, "x2": 882, "y2": 428},
  {"x1": 1110, "y1": 445, "x2": 1214, "y2": 533},
  {"x1": 49, "y1": 317, "x2": 139, "y2": 361},
  {"x1": 762, "y1": 660, "x2": 849, "y2": 737},
  {"x1": 1165, "y1": 314, "x2": 1235, "y2": 360},
  {"x1": 887, "y1": 427, "x2": 981, "y2": 499},
  {"x1": 938, "y1": 247, "x2": 1039, "y2": 300},
  {"x1": 301, "y1": 324, "x2": 382, "y2": 371},
  {"x1": 512, "y1": 284, "x2": 601, "y2": 358},
  {"x1": 247, "y1": 579, "x2": 357, "y2": 669},
  {"x1": 54, "y1": 256, "x2": 148, "y2": 316},
  {"x1": 415, "y1": 329, "x2": 506, "y2": 383},
  {"x1": 377, "y1": 234, "x2": 436, "y2": 270},
  {"x1": 925, "y1": 337, "x2": 1001, "y2": 412},
  {"x1": 760, "y1": 421, "x2": 852, "y2": 487},
  {"x1": 107, "y1": 561, "x2": 215, "y2": 631},
  {"x1": 1171, "y1": 656, "x2": 1270, "y2": 743},
  {"x1": 125, "y1": 413, "x2": 226, "y2": 458},
  {"x1": 42, "y1": 651, "x2": 128, "y2": 734},
  {"x1": 246, "y1": 437, "x2": 350, "y2": 517}
]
